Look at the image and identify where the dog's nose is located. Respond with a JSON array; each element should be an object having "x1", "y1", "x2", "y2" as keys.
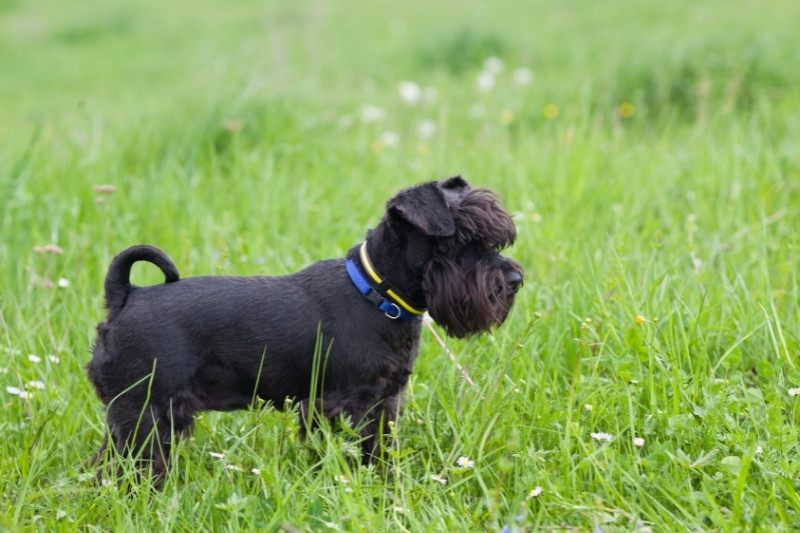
[{"x1": 506, "y1": 270, "x2": 523, "y2": 290}]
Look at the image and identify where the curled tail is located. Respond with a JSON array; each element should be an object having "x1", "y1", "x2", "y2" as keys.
[{"x1": 104, "y1": 245, "x2": 179, "y2": 318}]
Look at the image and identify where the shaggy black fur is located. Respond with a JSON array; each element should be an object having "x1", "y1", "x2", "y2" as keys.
[{"x1": 86, "y1": 176, "x2": 522, "y2": 478}]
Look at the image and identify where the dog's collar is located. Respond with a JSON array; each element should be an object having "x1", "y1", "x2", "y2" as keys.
[{"x1": 345, "y1": 242, "x2": 425, "y2": 320}]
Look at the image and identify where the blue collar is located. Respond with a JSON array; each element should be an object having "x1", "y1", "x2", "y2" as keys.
[{"x1": 345, "y1": 243, "x2": 425, "y2": 320}]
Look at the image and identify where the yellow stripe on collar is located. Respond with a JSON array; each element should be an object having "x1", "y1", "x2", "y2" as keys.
[{"x1": 359, "y1": 242, "x2": 425, "y2": 316}]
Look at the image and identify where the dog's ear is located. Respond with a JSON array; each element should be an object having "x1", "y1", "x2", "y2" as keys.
[
  {"x1": 387, "y1": 181, "x2": 456, "y2": 237},
  {"x1": 439, "y1": 175, "x2": 470, "y2": 191}
]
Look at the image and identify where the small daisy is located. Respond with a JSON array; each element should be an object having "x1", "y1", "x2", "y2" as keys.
[
  {"x1": 469, "y1": 103, "x2": 485, "y2": 119},
  {"x1": 788, "y1": 387, "x2": 800, "y2": 397},
  {"x1": 483, "y1": 56, "x2": 504, "y2": 75},
  {"x1": 6, "y1": 386, "x2": 21, "y2": 396},
  {"x1": 417, "y1": 119, "x2": 436, "y2": 140},
  {"x1": 336, "y1": 475, "x2": 349, "y2": 485},
  {"x1": 527, "y1": 486, "x2": 543, "y2": 498},
  {"x1": 584, "y1": 404, "x2": 593, "y2": 412},
  {"x1": 421, "y1": 86, "x2": 438, "y2": 104},
  {"x1": 512, "y1": 67, "x2": 534, "y2": 86},
  {"x1": 47, "y1": 355, "x2": 60, "y2": 363},
  {"x1": 359, "y1": 104, "x2": 385, "y2": 123},
  {"x1": 57, "y1": 278, "x2": 70, "y2": 288},
  {"x1": 224, "y1": 464, "x2": 243, "y2": 472},
  {"x1": 380, "y1": 131, "x2": 399, "y2": 147},
  {"x1": 27, "y1": 381, "x2": 45, "y2": 390},
  {"x1": 590, "y1": 432, "x2": 613, "y2": 442},
  {"x1": 430, "y1": 474, "x2": 447, "y2": 485},
  {"x1": 456, "y1": 456, "x2": 475, "y2": 469},
  {"x1": 209, "y1": 451, "x2": 225, "y2": 459},
  {"x1": 398, "y1": 81, "x2": 422, "y2": 105},
  {"x1": 633, "y1": 437, "x2": 645, "y2": 448},
  {"x1": 475, "y1": 71, "x2": 495, "y2": 92},
  {"x1": 251, "y1": 468, "x2": 261, "y2": 475},
  {"x1": 28, "y1": 354, "x2": 42, "y2": 363}
]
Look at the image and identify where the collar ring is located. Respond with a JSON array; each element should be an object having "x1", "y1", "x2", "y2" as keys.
[{"x1": 384, "y1": 303, "x2": 401, "y2": 320}]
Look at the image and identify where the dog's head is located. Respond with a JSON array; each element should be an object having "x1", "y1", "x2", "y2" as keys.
[{"x1": 367, "y1": 176, "x2": 523, "y2": 338}]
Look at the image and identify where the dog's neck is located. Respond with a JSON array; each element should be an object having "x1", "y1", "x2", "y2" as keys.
[{"x1": 346, "y1": 241, "x2": 425, "y2": 320}]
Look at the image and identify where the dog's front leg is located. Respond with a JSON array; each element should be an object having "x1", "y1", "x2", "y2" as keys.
[{"x1": 297, "y1": 387, "x2": 402, "y2": 465}]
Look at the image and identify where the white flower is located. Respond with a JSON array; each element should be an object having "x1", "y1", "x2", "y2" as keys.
[
  {"x1": 788, "y1": 387, "x2": 800, "y2": 397},
  {"x1": 251, "y1": 468, "x2": 261, "y2": 475},
  {"x1": 398, "y1": 81, "x2": 422, "y2": 105},
  {"x1": 336, "y1": 475, "x2": 349, "y2": 485},
  {"x1": 417, "y1": 119, "x2": 436, "y2": 140},
  {"x1": 584, "y1": 404, "x2": 593, "y2": 412},
  {"x1": 27, "y1": 380, "x2": 45, "y2": 390},
  {"x1": 47, "y1": 355, "x2": 60, "y2": 363},
  {"x1": 422, "y1": 86, "x2": 438, "y2": 104},
  {"x1": 430, "y1": 474, "x2": 447, "y2": 485},
  {"x1": 209, "y1": 451, "x2": 225, "y2": 459},
  {"x1": 6, "y1": 386, "x2": 21, "y2": 396},
  {"x1": 469, "y1": 103, "x2": 485, "y2": 119},
  {"x1": 483, "y1": 56, "x2": 504, "y2": 75},
  {"x1": 224, "y1": 464, "x2": 243, "y2": 471},
  {"x1": 57, "y1": 278, "x2": 70, "y2": 288},
  {"x1": 456, "y1": 456, "x2": 475, "y2": 468},
  {"x1": 28, "y1": 354, "x2": 42, "y2": 363},
  {"x1": 590, "y1": 432, "x2": 613, "y2": 442},
  {"x1": 633, "y1": 437, "x2": 645, "y2": 448},
  {"x1": 475, "y1": 71, "x2": 495, "y2": 92},
  {"x1": 512, "y1": 67, "x2": 534, "y2": 86},
  {"x1": 380, "y1": 131, "x2": 399, "y2": 147},
  {"x1": 527, "y1": 486, "x2": 543, "y2": 498},
  {"x1": 359, "y1": 104, "x2": 386, "y2": 123},
  {"x1": 754, "y1": 445, "x2": 763, "y2": 455}
]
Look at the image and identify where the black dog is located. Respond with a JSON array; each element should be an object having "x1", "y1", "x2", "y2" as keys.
[{"x1": 87, "y1": 176, "x2": 522, "y2": 477}]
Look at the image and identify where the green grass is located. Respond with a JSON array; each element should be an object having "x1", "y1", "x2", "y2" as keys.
[{"x1": 2, "y1": 0, "x2": 800, "y2": 530}]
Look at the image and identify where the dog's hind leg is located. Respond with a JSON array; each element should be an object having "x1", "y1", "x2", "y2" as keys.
[{"x1": 104, "y1": 401, "x2": 170, "y2": 480}]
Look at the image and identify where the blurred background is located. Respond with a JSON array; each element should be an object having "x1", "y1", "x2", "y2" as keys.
[{"x1": 2, "y1": 1, "x2": 800, "y2": 529}]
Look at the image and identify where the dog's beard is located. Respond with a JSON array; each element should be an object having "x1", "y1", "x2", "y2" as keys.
[{"x1": 422, "y1": 258, "x2": 519, "y2": 338}]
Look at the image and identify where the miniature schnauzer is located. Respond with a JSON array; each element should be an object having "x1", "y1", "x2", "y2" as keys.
[{"x1": 87, "y1": 176, "x2": 523, "y2": 477}]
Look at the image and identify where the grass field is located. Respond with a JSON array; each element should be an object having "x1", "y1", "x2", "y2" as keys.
[{"x1": 2, "y1": 0, "x2": 800, "y2": 530}]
